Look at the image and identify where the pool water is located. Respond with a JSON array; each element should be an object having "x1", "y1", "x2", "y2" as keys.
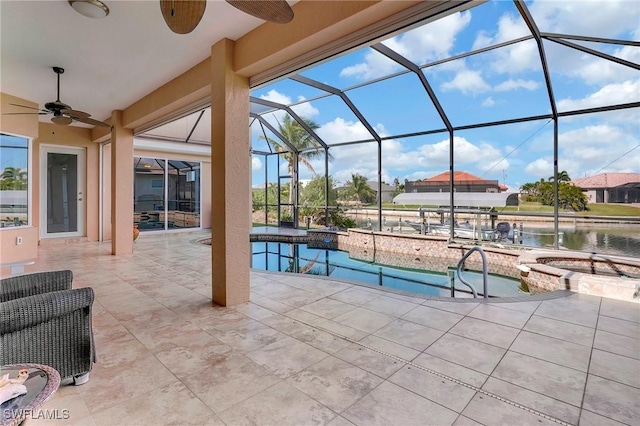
[{"x1": 251, "y1": 242, "x2": 525, "y2": 298}]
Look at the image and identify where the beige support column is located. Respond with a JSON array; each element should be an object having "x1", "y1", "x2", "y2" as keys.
[
  {"x1": 110, "y1": 110, "x2": 134, "y2": 255},
  {"x1": 210, "y1": 38, "x2": 251, "y2": 306}
]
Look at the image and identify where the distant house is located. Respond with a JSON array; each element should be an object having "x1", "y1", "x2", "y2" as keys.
[
  {"x1": 405, "y1": 171, "x2": 508, "y2": 193},
  {"x1": 573, "y1": 173, "x2": 640, "y2": 204},
  {"x1": 368, "y1": 181, "x2": 395, "y2": 203}
]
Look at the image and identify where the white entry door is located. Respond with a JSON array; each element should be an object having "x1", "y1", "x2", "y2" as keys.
[{"x1": 40, "y1": 145, "x2": 86, "y2": 238}]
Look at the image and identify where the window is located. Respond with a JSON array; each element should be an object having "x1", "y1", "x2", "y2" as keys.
[{"x1": 0, "y1": 133, "x2": 29, "y2": 228}]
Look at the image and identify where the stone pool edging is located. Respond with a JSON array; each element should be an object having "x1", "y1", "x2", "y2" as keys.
[{"x1": 307, "y1": 229, "x2": 640, "y2": 303}]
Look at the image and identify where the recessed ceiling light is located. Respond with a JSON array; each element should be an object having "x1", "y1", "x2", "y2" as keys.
[{"x1": 68, "y1": 0, "x2": 110, "y2": 19}]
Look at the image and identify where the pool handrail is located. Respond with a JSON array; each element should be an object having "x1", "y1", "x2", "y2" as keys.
[{"x1": 455, "y1": 246, "x2": 489, "y2": 299}]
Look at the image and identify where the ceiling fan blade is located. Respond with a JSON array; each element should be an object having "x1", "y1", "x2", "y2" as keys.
[
  {"x1": 61, "y1": 108, "x2": 91, "y2": 119},
  {"x1": 73, "y1": 115, "x2": 111, "y2": 128},
  {"x1": 226, "y1": 0, "x2": 293, "y2": 24},
  {"x1": 9, "y1": 103, "x2": 48, "y2": 113},
  {"x1": 3, "y1": 112, "x2": 49, "y2": 115},
  {"x1": 160, "y1": 0, "x2": 206, "y2": 34}
]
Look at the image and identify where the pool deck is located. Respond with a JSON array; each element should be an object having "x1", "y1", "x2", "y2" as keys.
[
  {"x1": 24, "y1": 230, "x2": 640, "y2": 425},
  {"x1": 252, "y1": 225, "x2": 309, "y2": 237}
]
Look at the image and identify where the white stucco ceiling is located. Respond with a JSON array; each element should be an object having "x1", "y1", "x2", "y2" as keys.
[{"x1": 0, "y1": 0, "x2": 271, "y2": 127}]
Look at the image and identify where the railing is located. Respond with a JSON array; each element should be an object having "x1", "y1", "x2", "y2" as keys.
[{"x1": 454, "y1": 246, "x2": 489, "y2": 299}]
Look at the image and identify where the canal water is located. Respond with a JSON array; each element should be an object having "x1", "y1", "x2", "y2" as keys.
[{"x1": 353, "y1": 218, "x2": 640, "y2": 257}]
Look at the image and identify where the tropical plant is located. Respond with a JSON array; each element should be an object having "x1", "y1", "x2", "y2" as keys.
[
  {"x1": 557, "y1": 183, "x2": 588, "y2": 211},
  {"x1": 252, "y1": 183, "x2": 281, "y2": 213},
  {"x1": 344, "y1": 173, "x2": 376, "y2": 206},
  {"x1": 0, "y1": 167, "x2": 28, "y2": 190},
  {"x1": 520, "y1": 175, "x2": 588, "y2": 211},
  {"x1": 300, "y1": 175, "x2": 337, "y2": 208},
  {"x1": 258, "y1": 114, "x2": 327, "y2": 207},
  {"x1": 299, "y1": 174, "x2": 354, "y2": 228}
]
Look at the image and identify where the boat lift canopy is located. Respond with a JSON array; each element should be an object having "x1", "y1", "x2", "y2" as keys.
[{"x1": 393, "y1": 192, "x2": 519, "y2": 208}]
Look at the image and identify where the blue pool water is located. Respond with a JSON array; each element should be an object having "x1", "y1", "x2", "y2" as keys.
[{"x1": 251, "y1": 242, "x2": 525, "y2": 298}]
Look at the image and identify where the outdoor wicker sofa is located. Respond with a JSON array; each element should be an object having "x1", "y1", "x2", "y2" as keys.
[{"x1": 0, "y1": 270, "x2": 96, "y2": 385}]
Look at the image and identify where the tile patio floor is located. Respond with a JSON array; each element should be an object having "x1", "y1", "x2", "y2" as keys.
[{"x1": 23, "y1": 231, "x2": 640, "y2": 425}]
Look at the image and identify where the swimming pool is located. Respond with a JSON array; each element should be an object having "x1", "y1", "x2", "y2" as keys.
[{"x1": 251, "y1": 242, "x2": 526, "y2": 298}]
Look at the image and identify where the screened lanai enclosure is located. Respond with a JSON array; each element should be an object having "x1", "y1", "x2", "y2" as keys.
[{"x1": 138, "y1": 0, "x2": 640, "y2": 256}]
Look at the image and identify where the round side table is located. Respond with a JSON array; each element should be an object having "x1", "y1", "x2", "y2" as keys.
[{"x1": 0, "y1": 364, "x2": 61, "y2": 426}]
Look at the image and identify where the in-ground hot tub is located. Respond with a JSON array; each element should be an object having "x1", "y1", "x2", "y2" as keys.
[{"x1": 518, "y1": 251, "x2": 640, "y2": 302}]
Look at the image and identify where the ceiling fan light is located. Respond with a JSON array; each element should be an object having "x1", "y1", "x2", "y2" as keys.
[
  {"x1": 68, "y1": 0, "x2": 110, "y2": 19},
  {"x1": 52, "y1": 115, "x2": 73, "y2": 126}
]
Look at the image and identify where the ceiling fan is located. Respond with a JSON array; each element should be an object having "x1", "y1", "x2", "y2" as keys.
[
  {"x1": 6, "y1": 67, "x2": 110, "y2": 128},
  {"x1": 160, "y1": 0, "x2": 294, "y2": 34}
]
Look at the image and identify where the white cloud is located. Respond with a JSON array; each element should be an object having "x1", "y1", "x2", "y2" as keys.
[
  {"x1": 259, "y1": 89, "x2": 319, "y2": 119},
  {"x1": 477, "y1": 0, "x2": 639, "y2": 82},
  {"x1": 494, "y1": 79, "x2": 540, "y2": 92},
  {"x1": 329, "y1": 143, "x2": 382, "y2": 184},
  {"x1": 518, "y1": 118, "x2": 639, "y2": 181},
  {"x1": 340, "y1": 55, "x2": 398, "y2": 81},
  {"x1": 473, "y1": 0, "x2": 640, "y2": 84},
  {"x1": 472, "y1": 13, "x2": 538, "y2": 74},
  {"x1": 396, "y1": 136, "x2": 509, "y2": 170},
  {"x1": 383, "y1": 10, "x2": 472, "y2": 64},
  {"x1": 557, "y1": 79, "x2": 640, "y2": 112},
  {"x1": 525, "y1": 157, "x2": 553, "y2": 177},
  {"x1": 441, "y1": 70, "x2": 491, "y2": 95},
  {"x1": 528, "y1": 0, "x2": 639, "y2": 39},
  {"x1": 316, "y1": 117, "x2": 374, "y2": 145},
  {"x1": 259, "y1": 89, "x2": 290, "y2": 106},
  {"x1": 473, "y1": 12, "x2": 531, "y2": 50},
  {"x1": 574, "y1": 45, "x2": 640, "y2": 84},
  {"x1": 472, "y1": 31, "x2": 493, "y2": 51},
  {"x1": 298, "y1": 118, "x2": 384, "y2": 182},
  {"x1": 251, "y1": 156, "x2": 262, "y2": 171},
  {"x1": 561, "y1": 124, "x2": 627, "y2": 150},
  {"x1": 476, "y1": 0, "x2": 638, "y2": 48},
  {"x1": 311, "y1": 132, "x2": 512, "y2": 185},
  {"x1": 340, "y1": 11, "x2": 471, "y2": 80},
  {"x1": 490, "y1": 39, "x2": 540, "y2": 75},
  {"x1": 482, "y1": 97, "x2": 495, "y2": 107},
  {"x1": 558, "y1": 124, "x2": 640, "y2": 175}
]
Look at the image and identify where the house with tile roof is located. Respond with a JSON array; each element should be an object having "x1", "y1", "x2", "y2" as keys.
[
  {"x1": 405, "y1": 171, "x2": 508, "y2": 193},
  {"x1": 573, "y1": 173, "x2": 640, "y2": 204}
]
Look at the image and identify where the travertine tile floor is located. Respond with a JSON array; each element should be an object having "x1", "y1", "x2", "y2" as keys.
[{"x1": 23, "y1": 231, "x2": 640, "y2": 425}]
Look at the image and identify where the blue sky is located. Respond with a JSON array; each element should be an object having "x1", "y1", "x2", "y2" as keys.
[{"x1": 250, "y1": 0, "x2": 639, "y2": 191}]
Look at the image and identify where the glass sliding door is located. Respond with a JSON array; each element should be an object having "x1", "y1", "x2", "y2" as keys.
[
  {"x1": 134, "y1": 157, "x2": 201, "y2": 231},
  {"x1": 167, "y1": 160, "x2": 200, "y2": 229},
  {"x1": 134, "y1": 157, "x2": 166, "y2": 231}
]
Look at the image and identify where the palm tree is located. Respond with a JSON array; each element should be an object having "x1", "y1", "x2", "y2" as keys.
[
  {"x1": 549, "y1": 170, "x2": 571, "y2": 183},
  {"x1": 533, "y1": 177, "x2": 546, "y2": 197},
  {"x1": 0, "y1": 166, "x2": 27, "y2": 190},
  {"x1": 345, "y1": 173, "x2": 376, "y2": 206},
  {"x1": 259, "y1": 114, "x2": 327, "y2": 207}
]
